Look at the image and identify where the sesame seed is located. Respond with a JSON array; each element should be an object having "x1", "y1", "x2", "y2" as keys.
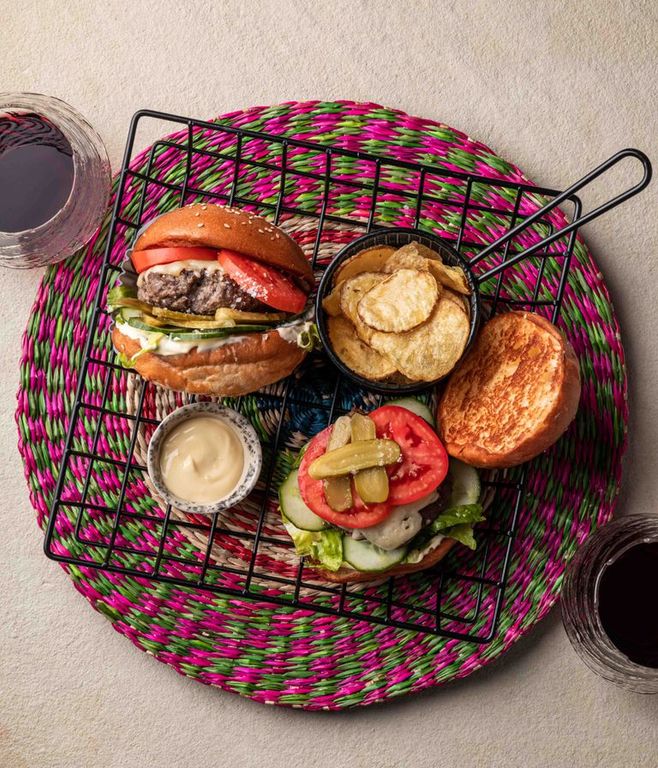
[
  {"x1": 275, "y1": 233, "x2": 280, "y2": 238},
  {"x1": 194, "y1": 212, "x2": 200, "y2": 217},
  {"x1": 223, "y1": 223, "x2": 231, "y2": 228},
  {"x1": 197, "y1": 223, "x2": 205, "y2": 228}
]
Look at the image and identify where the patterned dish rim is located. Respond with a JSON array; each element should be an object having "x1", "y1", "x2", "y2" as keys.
[{"x1": 146, "y1": 403, "x2": 263, "y2": 515}]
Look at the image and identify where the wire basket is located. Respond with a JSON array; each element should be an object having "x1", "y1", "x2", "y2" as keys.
[{"x1": 42, "y1": 107, "x2": 649, "y2": 644}]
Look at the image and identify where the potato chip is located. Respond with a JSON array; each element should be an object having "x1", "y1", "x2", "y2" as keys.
[
  {"x1": 382, "y1": 247, "x2": 430, "y2": 273},
  {"x1": 443, "y1": 288, "x2": 470, "y2": 315},
  {"x1": 334, "y1": 246, "x2": 396, "y2": 284},
  {"x1": 369, "y1": 293, "x2": 470, "y2": 380},
  {"x1": 396, "y1": 241, "x2": 443, "y2": 261},
  {"x1": 328, "y1": 315, "x2": 397, "y2": 380},
  {"x1": 322, "y1": 284, "x2": 344, "y2": 316},
  {"x1": 427, "y1": 260, "x2": 470, "y2": 295},
  {"x1": 357, "y1": 269, "x2": 439, "y2": 333},
  {"x1": 339, "y1": 272, "x2": 386, "y2": 324}
]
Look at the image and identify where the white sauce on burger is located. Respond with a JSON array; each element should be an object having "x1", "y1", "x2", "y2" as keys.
[{"x1": 116, "y1": 321, "x2": 245, "y2": 356}]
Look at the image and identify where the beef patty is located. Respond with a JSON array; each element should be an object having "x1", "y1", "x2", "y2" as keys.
[{"x1": 137, "y1": 268, "x2": 268, "y2": 315}]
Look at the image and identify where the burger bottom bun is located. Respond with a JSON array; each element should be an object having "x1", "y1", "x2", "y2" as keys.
[
  {"x1": 312, "y1": 537, "x2": 456, "y2": 584},
  {"x1": 112, "y1": 327, "x2": 307, "y2": 396}
]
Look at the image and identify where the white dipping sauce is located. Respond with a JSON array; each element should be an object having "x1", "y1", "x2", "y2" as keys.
[{"x1": 159, "y1": 416, "x2": 245, "y2": 503}]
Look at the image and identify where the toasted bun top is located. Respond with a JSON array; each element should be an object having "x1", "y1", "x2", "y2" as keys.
[
  {"x1": 438, "y1": 311, "x2": 581, "y2": 468},
  {"x1": 134, "y1": 204, "x2": 314, "y2": 291}
]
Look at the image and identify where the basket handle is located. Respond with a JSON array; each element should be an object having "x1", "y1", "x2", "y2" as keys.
[{"x1": 471, "y1": 148, "x2": 652, "y2": 284}]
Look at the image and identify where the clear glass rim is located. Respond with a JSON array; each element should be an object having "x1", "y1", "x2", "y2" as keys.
[
  {"x1": 562, "y1": 514, "x2": 658, "y2": 693},
  {"x1": 0, "y1": 92, "x2": 91, "y2": 237},
  {"x1": 0, "y1": 92, "x2": 111, "y2": 268}
]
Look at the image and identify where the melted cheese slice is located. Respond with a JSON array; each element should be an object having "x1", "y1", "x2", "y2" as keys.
[{"x1": 137, "y1": 259, "x2": 223, "y2": 285}]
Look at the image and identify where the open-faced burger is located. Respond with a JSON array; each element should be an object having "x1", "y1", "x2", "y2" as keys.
[
  {"x1": 109, "y1": 204, "x2": 315, "y2": 396},
  {"x1": 278, "y1": 399, "x2": 485, "y2": 582}
]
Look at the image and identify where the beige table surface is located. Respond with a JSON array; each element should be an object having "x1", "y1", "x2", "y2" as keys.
[{"x1": 2, "y1": 1, "x2": 658, "y2": 766}]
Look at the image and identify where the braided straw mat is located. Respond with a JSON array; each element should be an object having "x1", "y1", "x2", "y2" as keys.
[{"x1": 16, "y1": 101, "x2": 626, "y2": 709}]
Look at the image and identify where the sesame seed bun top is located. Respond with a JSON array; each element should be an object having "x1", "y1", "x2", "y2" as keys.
[{"x1": 133, "y1": 204, "x2": 314, "y2": 291}]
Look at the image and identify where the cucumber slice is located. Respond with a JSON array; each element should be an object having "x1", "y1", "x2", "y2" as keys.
[
  {"x1": 386, "y1": 397, "x2": 435, "y2": 426},
  {"x1": 343, "y1": 536, "x2": 407, "y2": 572},
  {"x1": 448, "y1": 459, "x2": 481, "y2": 506},
  {"x1": 278, "y1": 470, "x2": 326, "y2": 531},
  {"x1": 123, "y1": 314, "x2": 269, "y2": 339}
]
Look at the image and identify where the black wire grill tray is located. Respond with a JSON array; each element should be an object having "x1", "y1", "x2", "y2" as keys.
[{"x1": 45, "y1": 109, "x2": 650, "y2": 642}]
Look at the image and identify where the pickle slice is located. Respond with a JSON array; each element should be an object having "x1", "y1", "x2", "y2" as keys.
[
  {"x1": 328, "y1": 415, "x2": 353, "y2": 449},
  {"x1": 350, "y1": 414, "x2": 390, "y2": 503},
  {"x1": 152, "y1": 307, "x2": 215, "y2": 322},
  {"x1": 323, "y1": 415, "x2": 353, "y2": 511},
  {"x1": 215, "y1": 307, "x2": 286, "y2": 324},
  {"x1": 324, "y1": 476, "x2": 352, "y2": 511},
  {"x1": 354, "y1": 467, "x2": 389, "y2": 503},
  {"x1": 108, "y1": 296, "x2": 155, "y2": 314},
  {"x1": 350, "y1": 413, "x2": 376, "y2": 442},
  {"x1": 308, "y1": 438, "x2": 400, "y2": 479}
]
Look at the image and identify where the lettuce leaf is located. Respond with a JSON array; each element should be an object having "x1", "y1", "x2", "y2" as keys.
[
  {"x1": 443, "y1": 523, "x2": 478, "y2": 550},
  {"x1": 281, "y1": 518, "x2": 344, "y2": 571},
  {"x1": 315, "y1": 529, "x2": 343, "y2": 571},
  {"x1": 285, "y1": 524, "x2": 319, "y2": 558},
  {"x1": 428, "y1": 503, "x2": 485, "y2": 533},
  {"x1": 408, "y1": 503, "x2": 485, "y2": 554},
  {"x1": 297, "y1": 322, "x2": 322, "y2": 351}
]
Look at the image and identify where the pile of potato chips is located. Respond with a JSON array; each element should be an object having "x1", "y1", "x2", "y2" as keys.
[{"x1": 322, "y1": 241, "x2": 471, "y2": 382}]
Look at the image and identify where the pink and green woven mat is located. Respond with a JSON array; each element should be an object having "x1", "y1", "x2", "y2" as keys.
[{"x1": 16, "y1": 101, "x2": 626, "y2": 709}]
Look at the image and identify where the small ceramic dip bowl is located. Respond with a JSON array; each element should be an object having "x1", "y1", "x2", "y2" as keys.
[{"x1": 147, "y1": 403, "x2": 262, "y2": 515}]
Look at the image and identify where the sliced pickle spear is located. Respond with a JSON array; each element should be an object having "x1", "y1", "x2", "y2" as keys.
[
  {"x1": 351, "y1": 413, "x2": 390, "y2": 503},
  {"x1": 350, "y1": 412, "x2": 376, "y2": 442},
  {"x1": 215, "y1": 307, "x2": 286, "y2": 324},
  {"x1": 324, "y1": 476, "x2": 352, "y2": 511},
  {"x1": 108, "y1": 295, "x2": 155, "y2": 314},
  {"x1": 162, "y1": 318, "x2": 238, "y2": 330},
  {"x1": 323, "y1": 415, "x2": 353, "y2": 511},
  {"x1": 152, "y1": 306, "x2": 215, "y2": 322},
  {"x1": 308, "y1": 438, "x2": 400, "y2": 479},
  {"x1": 327, "y1": 415, "x2": 353, "y2": 449}
]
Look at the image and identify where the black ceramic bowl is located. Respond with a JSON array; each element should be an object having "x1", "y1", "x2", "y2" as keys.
[{"x1": 316, "y1": 227, "x2": 480, "y2": 395}]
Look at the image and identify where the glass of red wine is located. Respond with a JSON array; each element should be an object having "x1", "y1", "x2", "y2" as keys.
[
  {"x1": 0, "y1": 93, "x2": 110, "y2": 268},
  {"x1": 562, "y1": 515, "x2": 658, "y2": 693}
]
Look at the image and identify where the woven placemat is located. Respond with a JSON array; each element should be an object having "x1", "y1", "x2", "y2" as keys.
[{"x1": 16, "y1": 100, "x2": 626, "y2": 709}]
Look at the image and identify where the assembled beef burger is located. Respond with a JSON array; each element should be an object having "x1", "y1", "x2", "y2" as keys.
[{"x1": 109, "y1": 204, "x2": 314, "y2": 396}]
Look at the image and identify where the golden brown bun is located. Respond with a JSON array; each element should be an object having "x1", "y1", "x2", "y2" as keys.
[
  {"x1": 438, "y1": 311, "x2": 581, "y2": 468},
  {"x1": 112, "y1": 326, "x2": 307, "y2": 396},
  {"x1": 313, "y1": 537, "x2": 456, "y2": 583},
  {"x1": 134, "y1": 204, "x2": 314, "y2": 291}
]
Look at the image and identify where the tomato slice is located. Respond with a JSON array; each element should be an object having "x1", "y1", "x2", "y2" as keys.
[
  {"x1": 297, "y1": 427, "x2": 392, "y2": 529},
  {"x1": 131, "y1": 246, "x2": 217, "y2": 273},
  {"x1": 218, "y1": 249, "x2": 307, "y2": 313},
  {"x1": 369, "y1": 405, "x2": 448, "y2": 506}
]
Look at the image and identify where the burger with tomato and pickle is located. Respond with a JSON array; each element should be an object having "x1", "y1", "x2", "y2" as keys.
[
  {"x1": 109, "y1": 204, "x2": 315, "y2": 396},
  {"x1": 278, "y1": 399, "x2": 485, "y2": 581}
]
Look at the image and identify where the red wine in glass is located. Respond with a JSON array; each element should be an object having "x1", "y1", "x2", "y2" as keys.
[
  {"x1": 597, "y1": 542, "x2": 658, "y2": 668},
  {"x1": 0, "y1": 111, "x2": 75, "y2": 233}
]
